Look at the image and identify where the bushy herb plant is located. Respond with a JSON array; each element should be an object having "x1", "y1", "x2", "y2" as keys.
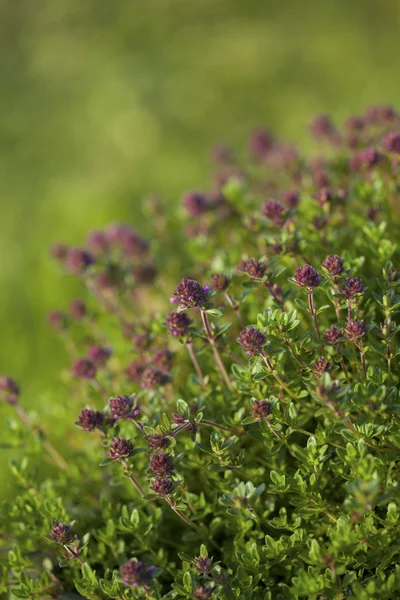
[{"x1": 2, "y1": 107, "x2": 400, "y2": 599}]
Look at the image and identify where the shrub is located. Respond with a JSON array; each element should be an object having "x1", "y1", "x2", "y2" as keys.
[{"x1": 1, "y1": 106, "x2": 400, "y2": 599}]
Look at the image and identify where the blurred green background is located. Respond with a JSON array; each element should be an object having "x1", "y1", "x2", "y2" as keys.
[{"x1": 1, "y1": 0, "x2": 400, "y2": 487}]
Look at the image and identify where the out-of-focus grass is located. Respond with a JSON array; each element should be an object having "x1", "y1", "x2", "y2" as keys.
[{"x1": 0, "y1": 0, "x2": 399, "y2": 494}]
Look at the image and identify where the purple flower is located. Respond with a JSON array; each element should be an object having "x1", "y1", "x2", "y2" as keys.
[
  {"x1": 69, "y1": 299, "x2": 87, "y2": 320},
  {"x1": 172, "y1": 413, "x2": 186, "y2": 425},
  {"x1": 108, "y1": 437, "x2": 133, "y2": 461},
  {"x1": 166, "y1": 311, "x2": 191, "y2": 338},
  {"x1": 76, "y1": 408, "x2": 104, "y2": 432},
  {"x1": 0, "y1": 375, "x2": 20, "y2": 405},
  {"x1": 282, "y1": 189, "x2": 299, "y2": 208},
  {"x1": 193, "y1": 556, "x2": 213, "y2": 575},
  {"x1": 86, "y1": 229, "x2": 109, "y2": 255},
  {"x1": 345, "y1": 116, "x2": 365, "y2": 131},
  {"x1": 239, "y1": 258, "x2": 266, "y2": 280},
  {"x1": 120, "y1": 559, "x2": 156, "y2": 588},
  {"x1": 210, "y1": 273, "x2": 230, "y2": 291},
  {"x1": 150, "y1": 477, "x2": 174, "y2": 497},
  {"x1": 315, "y1": 187, "x2": 334, "y2": 206},
  {"x1": 345, "y1": 320, "x2": 366, "y2": 342},
  {"x1": 238, "y1": 327, "x2": 266, "y2": 356},
  {"x1": 182, "y1": 192, "x2": 209, "y2": 216},
  {"x1": 109, "y1": 396, "x2": 139, "y2": 421},
  {"x1": 294, "y1": 265, "x2": 321, "y2": 289},
  {"x1": 250, "y1": 400, "x2": 272, "y2": 421},
  {"x1": 126, "y1": 361, "x2": 146, "y2": 383},
  {"x1": 171, "y1": 278, "x2": 207, "y2": 309},
  {"x1": 152, "y1": 348, "x2": 173, "y2": 372},
  {"x1": 141, "y1": 367, "x2": 170, "y2": 389},
  {"x1": 365, "y1": 104, "x2": 397, "y2": 124},
  {"x1": 194, "y1": 586, "x2": 213, "y2": 600},
  {"x1": 322, "y1": 255, "x2": 345, "y2": 276},
  {"x1": 384, "y1": 132, "x2": 400, "y2": 154},
  {"x1": 106, "y1": 224, "x2": 149, "y2": 256},
  {"x1": 87, "y1": 345, "x2": 112, "y2": 367},
  {"x1": 49, "y1": 521, "x2": 75, "y2": 545},
  {"x1": 46, "y1": 311, "x2": 67, "y2": 331},
  {"x1": 249, "y1": 128, "x2": 274, "y2": 160},
  {"x1": 65, "y1": 248, "x2": 94, "y2": 274},
  {"x1": 262, "y1": 199, "x2": 286, "y2": 225},
  {"x1": 72, "y1": 358, "x2": 96, "y2": 380},
  {"x1": 323, "y1": 325, "x2": 343, "y2": 345},
  {"x1": 359, "y1": 147, "x2": 383, "y2": 169},
  {"x1": 342, "y1": 277, "x2": 365, "y2": 300},
  {"x1": 148, "y1": 434, "x2": 169, "y2": 451},
  {"x1": 312, "y1": 358, "x2": 333, "y2": 378},
  {"x1": 310, "y1": 114, "x2": 338, "y2": 140},
  {"x1": 150, "y1": 453, "x2": 174, "y2": 477}
]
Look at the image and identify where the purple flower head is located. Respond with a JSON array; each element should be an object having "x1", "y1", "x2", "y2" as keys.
[
  {"x1": 249, "y1": 128, "x2": 274, "y2": 160},
  {"x1": 86, "y1": 229, "x2": 109, "y2": 256},
  {"x1": 50, "y1": 242, "x2": 69, "y2": 262},
  {"x1": 150, "y1": 453, "x2": 174, "y2": 477},
  {"x1": 166, "y1": 310, "x2": 191, "y2": 338},
  {"x1": 262, "y1": 199, "x2": 286, "y2": 226},
  {"x1": 87, "y1": 345, "x2": 112, "y2": 367},
  {"x1": 0, "y1": 375, "x2": 20, "y2": 405},
  {"x1": 313, "y1": 170, "x2": 330, "y2": 187},
  {"x1": 193, "y1": 556, "x2": 213, "y2": 575},
  {"x1": 384, "y1": 132, "x2": 400, "y2": 154},
  {"x1": 109, "y1": 395, "x2": 139, "y2": 421},
  {"x1": 324, "y1": 325, "x2": 343, "y2": 345},
  {"x1": 69, "y1": 299, "x2": 87, "y2": 320},
  {"x1": 322, "y1": 255, "x2": 345, "y2": 276},
  {"x1": 182, "y1": 192, "x2": 209, "y2": 216},
  {"x1": 313, "y1": 358, "x2": 333, "y2": 378},
  {"x1": 106, "y1": 224, "x2": 149, "y2": 256},
  {"x1": 366, "y1": 104, "x2": 398, "y2": 124},
  {"x1": 194, "y1": 586, "x2": 213, "y2": 600},
  {"x1": 126, "y1": 361, "x2": 146, "y2": 383},
  {"x1": 46, "y1": 311, "x2": 68, "y2": 331},
  {"x1": 152, "y1": 348, "x2": 173, "y2": 372},
  {"x1": 148, "y1": 434, "x2": 169, "y2": 451},
  {"x1": 282, "y1": 189, "x2": 299, "y2": 208},
  {"x1": 49, "y1": 521, "x2": 75, "y2": 545},
  {"x1": 345, "y1": 320, "x2": 366, "y2": 342},
  {"x1": 108, "y1": 437, "x2": 133, "y2": 461},
  {"x1": 310, "y1": 113, "x2": 338, "y2": 140},
  {"x1": 72, "y1": 358, "x2": 96, "y2": 380},
  {"x1": 239, "y1": 258, "x2": 266, "y2": 280},
  {"x1": 65, "y1": 248, "x2": 94, "y2": 274},
  {"x1": 345, "y1": 116, "x2": 365, "y2": 131},
  {"x1": 359, "y1": 147, "x2": 383, "y2": 169},
  {"x1": 251, "y1": 400, "x2": 272, "y2": 421},
  {"x1": 294, "y1": 265, "x2": 321, "y2": 289},
  {"x1": 171, "y1": 278, "x2": 207, "y2": 309},
  {"x1": 132, "y1": 333, "x2": 151, "y2": 352},
  {"x1": 172, "y1": 413, "x2": 186, "y2": 425},
  {"x1": 76, "y1": 408, "x2": 104, "y2": 433},
  {"x1": 141, "y1": 367, "x2": 169, "y2": 389},
  {"x1": 151, "y1": 477, "x2": 174, "y2": 497},
  {"x1": 342, "y1": 277, "x2": 365, "y2": 300},
  {"x1": 120, "y1": 559, "x2": 155, "y2": 588},
  {"x1": 131, "y1": 263, "x2": 157, "y2": 285},
  {"x1": 238, "y1": 327, "x2": 266, "y2": 357},
  {"x1": 210, "y1": 273, "x2": 230, "y2": 291},
  {"x1": 315, "y1": 187, "x2": 334, "y2": 206}
]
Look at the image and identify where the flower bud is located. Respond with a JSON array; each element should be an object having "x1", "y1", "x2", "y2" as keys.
[
  {"x1": 76, "y1": 408, "x2": 104, "y2": 432},
  {"x1": 151, "y1": 477, "x2": 174, "y2": 497},
  {"x1": 294, "y1": 265, "x2": 321, "y2": 289},
  {"x1": 150, "y1": 453, "x2": 174, "y2": 476},
  {"x1": 238, "y1": 327, "x2": 266, "y2": 356},
  {"x1": 108, "y1": 437, "x2": 133, "y2": 461}
]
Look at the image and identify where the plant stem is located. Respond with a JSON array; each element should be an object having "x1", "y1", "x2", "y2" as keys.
[
  {"x1": 261, "y1": 352, "x2": 296, "y2": 399},
  {"x1": 165, "y1": 498, "x2": 197, "y2": 529},
  {"x1": 63, "y1": 544, "x2": 83, "y2": 564},
  {"x1": 308, "y1": 292, "x2": 320, "y2": 339},
  {"x1": 285, "y1": 339, "x2": 304, "y2": 370},
  {"x1": 359, "y1": 343, "x2": 367, "y2": 379},
  {"x1": 185, "y1": 342, "x2": 206, "y2": 387},
  {"x1": 200, "y1": 310, "x2": 233, "y2": 390},
  {"x1": 224, "y1": 292, "x2": 244, "y2": 327},
  {"x1": 14, "y1": 404, "x2": 68, "y2": 471},
  {"x1": 121, "y1": 459, "x2": 146, "y2": 498},
  {"x1": 333, "y1": 281, "x2": 341, "y2": 321},
  {"x1": 200, "y1": 419, "x2": 236, "y2": 434}
]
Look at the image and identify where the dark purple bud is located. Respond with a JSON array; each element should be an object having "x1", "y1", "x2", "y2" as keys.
[
  {"x1": 150, "y1": 477, "x2": 174, "y2": 497},
  {"x1": 294, "y1": 264, "x2": 321, "y2": 289},
  {"x1": 108, "y1": 437, "x2": 133, "y2": 461},
  {"x1": 87, "y1": 230, "x2": 109, "y2": 255},
  {"x1": 359, "y1": 147, "x2": 383, "y2": 169},
  {"x1": 210, "y1": 273, "x2": 230, "y2": 291},
  {"x1": 148, "y1": 434, "x2": 169, "y2": 451},
  {"x1": 131, "y1": 263, "x2": 157, "y2": 285},
  {"x1": 365, "y1": 104, "x2": 398, "y2": 124},
  {"x1": 87, "y1": 345, "x2": 112, "y2": 367},
  {"x1": 46, "y1": 311, "x2": 68, "y2": 331},
  {"x1": 120, "y1": 559, "x2": 155, "y2": 588},
  {"x1": 152, "y1": 348, "x2": 173, "y2": 372},
  {"x1": 194, "y1": 586, "x2": 213, "y2": 600},
  {"x1": 249, "y1": 128, "x2": 274, "y2": 160},
  {"x1": 315, "y1": 187, "x2": 334, "y2": 206},
  {"x1": 126, "y1": 361, "x2": 146, "y2": 383},
  {"x1": 172, "y1": 278, "x2": 207, "y2": 309},
  {"x1": 345, "y1": 320, "x2": 366, "y2": 342},
  {"x1": 166, "y1": 311, "x2": 191, "y2": 338},
  {"x1": 141, "y1": 367, "x2": 169, "y2": 389},
  {"x1": 172, "y1": 413, "x2": 186, "y2": 425},
  {"x1": 282, "y1": 189, "x2": 299, "y2": 208},
  {"x1": 238, "y1": 327, "x2": 266, "y2": 356},
  {"x1": 384, "y1": 132, "x2": 400, "y2": 154},
  {"x1": 193, "y1": 556, "x2": 213, "y2": 575},
  {"x1": 50, "y1": 243, "x2": 69, "y2": 262},
  {"x1": 239, "y1": 258, "x2": 266, "y2": 280},
  {"x1": 109, "y1": 395, "x2": 139, "y2": 421},
  {"x1": 322, "y1": 255, "x2": 345, "y2": 276},
  {"x1": 310, "y1": 114, "x2": 338, "y2": 140},
  {"x1": 150, "y1": 453, "x2": 174, "y2": 477},
  {"x1": 262, "y1": 199, "x2": 286, "y2": 226},
  {"x1": 106, "y1": 224, "x2": 149, "y2": 256},
  {"x1": 76, "y1": 408, "x2": 104, "y2": 432},
  {"x1": 312, "y1": 357, "x2": 333, "y2": 378},
  {"x1": 65, "y1": 248, "x2": 94, "y2": 274},
  {"x1": 0, "y1": 375, "x2": 20, "y2": 405},
  {"x1": 72, "y1": 358, "x2": 97, "y2": 380},
  {"x1": 182, "y1": 192, "x2": 209, "y2": 216},
  {"x1": 49, "y1": 521, "x2": 75, "y2": 545},
  {"x1": 345, "y1": 116, "x2": 365, "y2": 131},
  {"x1": 69, "y1": 299, "x2": 87, "y2": 320},
  {"x1": 342, "y1": 277, "x2": 365, "y2": 300},
  {"x1": 250, "y1": 400, "x2": 272, "y2": 421},
  {"x1": 323, "y1": 325, "x2": 343, "y2": 345}
]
